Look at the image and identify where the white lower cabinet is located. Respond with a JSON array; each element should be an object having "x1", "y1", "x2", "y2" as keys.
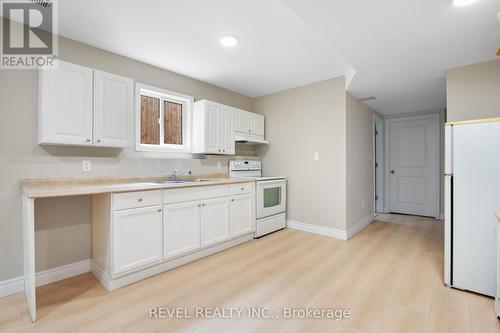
[
  {"x1": 91, "y1": 182, "x2": 255, "y2": 291},
  {"x1": 163, "y1": 201, "x2": 201, "y2": 258},
  {"x1": 230, "y1": 193, "x2": 255, "y2": 237},
  {"x1": 112, "y1": 205, "x2": 163, "y2": 275},
  {"x1": 201, "y1": 197, "x2": 230, "y2": 247}
]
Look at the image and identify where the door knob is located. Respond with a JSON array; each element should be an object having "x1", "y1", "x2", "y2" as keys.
[{"x1": 390, "y1": 170, "x2": 395, "y2": 174}]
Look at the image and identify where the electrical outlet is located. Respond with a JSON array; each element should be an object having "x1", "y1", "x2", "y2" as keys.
[
  {"x1": 362, "y1": 201, "x2": 366, "y2": 209},
  {"x1": 82, "y1": 160, "x2": 91, "y2": 172},
  {"x1": 314, "y1": 152, "x2": 320, "y2": 161},
  {"x1": 217, "y1": 161, "x2": 222, "y2": 170}
]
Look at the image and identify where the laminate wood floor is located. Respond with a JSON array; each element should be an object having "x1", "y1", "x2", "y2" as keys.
[{"x1": 1, "y1": 214, "x2": 499, "y2": 332}]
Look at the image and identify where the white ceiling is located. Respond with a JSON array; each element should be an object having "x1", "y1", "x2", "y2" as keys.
[{"x1": 57, "y1": 0, "x2": 500, "y2": 114}]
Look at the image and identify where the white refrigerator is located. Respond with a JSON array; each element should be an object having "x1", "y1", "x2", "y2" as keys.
[{"x1": 444, "y1": 120, "x2": 500, "y2": 297}]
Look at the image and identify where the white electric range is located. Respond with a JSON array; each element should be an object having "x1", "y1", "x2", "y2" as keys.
[{"x1": 229, "y1": 160, "x2": 286, "y2": 238}]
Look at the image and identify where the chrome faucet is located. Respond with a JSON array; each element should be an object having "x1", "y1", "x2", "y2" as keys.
[{"x1": 170, "y1": 168, "x2": 192, "y2": 181}]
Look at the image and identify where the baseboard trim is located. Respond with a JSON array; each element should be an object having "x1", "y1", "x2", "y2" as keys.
[
  {"x1": 0, "y1": 276, "x2": 24, "y2": 298},
  {"x1": 287, "y1": 220, "x2": 347, "y2": 240},
  {"x1": 0, "y1": 259, "x2": 91, "y2": 298},
  {"x1": 96, "y1": 233, "x2": 255, "y2": 291},
  {"x1": 346, "y1": 215, "x2": 375, "y2": 239}
]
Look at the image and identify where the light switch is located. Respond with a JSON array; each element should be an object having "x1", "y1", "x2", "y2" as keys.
[
  {"x1": 82, "y1": 160, "x2": 91, "y2": 172},
  {"x1": 314, "y1": 152, "x2": 320, "y2": 161}
]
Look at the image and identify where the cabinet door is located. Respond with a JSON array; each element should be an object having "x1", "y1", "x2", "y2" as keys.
[
  {"x1": 251, "y1": 113, "x2": 265, "y2": 137},
  {"x1": 229, "y1": 194, "x2": 255, "y2": 238},
  {"x1": 94, "y1": 70, "x2": 133, "y2": 147},
  {"x1": 201, "y1": 197, "x2": 229, "y2": 247},
  {"x1": 221, "y1": 106, "x2": 235, "y2": 155},
  {"x1": 112, "y1": 206, "x2": 163, "y2": 275},
  {"x1": 206, "y1": 102, "x2": 221, "y2": 154},
  {"x1": 234, "y1": 109, "x2": 251, "y2": 134},
  {"x1": 164, "y1": 201, "x2": 201, "y2": 258},
  {"x1": 38, "y1": 61, "x2": 93, "y2": 145}
]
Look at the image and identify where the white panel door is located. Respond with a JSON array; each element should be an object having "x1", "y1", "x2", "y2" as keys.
[
  {"x1": 163, "y1": 201, "x2": 201, "y2": 258},
  {"x1": 93, "y1": 70, "x2": 133, "y2": 147},
  {"x1": 389, "y1": 117, "x2": 438, "y2": 217},
  {"x1": 229, "y1": 194, "x2": 255, "y2": 237},
  {"x1": 452, "y1": 122, "x2": 500, "y2": 297},
  {"x1": 221, "y1": 106, "x2": 235, "y2": 155},
  {"x1": 201, "y1": 197, "x2": 229, "y2": 247},
  {"x1": 205, "y1": 102, "x2": 220, "y2": 154},
  {"x1": 112, "y1": 206, "x2": 163, "y2": 275},
  {"x1": 38, "y1": 61, "x2": 93, "y2": 145}
]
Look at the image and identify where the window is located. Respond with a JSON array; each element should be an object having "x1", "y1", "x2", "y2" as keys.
[{"x1": 136, "y1": 83, "x2": 193, "y2": 152}]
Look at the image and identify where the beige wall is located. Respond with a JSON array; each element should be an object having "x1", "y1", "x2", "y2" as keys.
[
  {"x1": 254, "y1": 78, "x2": 347, "y2": 230},
  {"x1": 346, "y1": 93, "x2": 377, "y2": 229},
  {"x1": 0, "y1": 35, "x2": 255, "y2": 281},
  {"x1": 447, "y1": 59, "x2": 500, "y2": 122}
]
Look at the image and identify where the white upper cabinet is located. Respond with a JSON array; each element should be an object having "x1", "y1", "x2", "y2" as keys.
[
  {"x1": 38, "y1": 60, "x2": 133, "y2": 148},
  {"x1": 234, "y1": 109, "x2": 251, "y2": 134},
  {"x1": 233, "y1": 108, "x2": 265, "y2": 137},
  {"x1": 38, "y1": 61, "x2": 93, "y2": 145},
  {"x1": 221, "y1": 105, "x2": 235, "y2": 154},
  {"x1": 192, "y1": 100, "x2": 235, "y2": 155},
  {"x1": 251, "y1": 113, "x2": 265, "y2": 137},
  {"x1": 93, "y1": 70, "x2": 133, "y2": 147}
]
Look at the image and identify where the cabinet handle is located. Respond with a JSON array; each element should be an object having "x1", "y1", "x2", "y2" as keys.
[
  {"x1": 157, "y1": 209, "x2": 162, "y2": 213},
  {"x1": 86, "y1": 139, "x2": 91, "y2": 142},
  {"x1": 248, "y1": 129, "x2": 251, "y2": 133},
  {"x1": 138, "y1": 198, "x2": 143, "y2": 202},
  {"x1": 198, "y1": 204, "x2": 201, "y2": 207},
  {"x1": 231, "y1": 199, "x2": 235, "y2": 202},
  {"x1": 222, "y1": 149, "x2": 225, "y2": 153},
  {"x1": 97, "y1": 139, "x2": 101, "y2": 143},
  {"x1": 202, "y1": 203, "x2": 206, "y2": 206},
  {"x1": 241, "y1": 187, "x2": 244, "y2": 190}
]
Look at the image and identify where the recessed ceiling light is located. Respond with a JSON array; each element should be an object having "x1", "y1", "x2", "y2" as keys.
[
  {"x1": 220, "y1": 35, "x2": 238, "y2": 48},
  {"x1": 452, "y1": 0, "x2": 480, "y2": 7}
]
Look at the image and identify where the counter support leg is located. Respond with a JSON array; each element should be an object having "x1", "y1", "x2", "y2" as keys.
[{"x1": 23, "y1": 195, "x2": 36, "y2": 322}]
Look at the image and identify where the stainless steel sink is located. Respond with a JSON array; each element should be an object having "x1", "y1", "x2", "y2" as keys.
[{"x1": 153, "y1": 179, "x2": 214, "y2": 184}]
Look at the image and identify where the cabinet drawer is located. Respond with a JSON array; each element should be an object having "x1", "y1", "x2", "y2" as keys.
[
  {"x1": 229, "y1": 182, "x2": 254, "y2": 195},
  {"x1": 113, "y1": 190, "x2": 162, "y2": 210},
  {"x1": 164, "y1": 185, "x2": 229, "y2": 204}
]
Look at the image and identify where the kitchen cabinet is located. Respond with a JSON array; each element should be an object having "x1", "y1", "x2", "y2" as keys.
[
  {"x1": 229, "y1": 193, "x2": 255, "y2": 237},
  {"x1": 112, "y1": 206, "x2": 163, "y2": 275},
  {"x1": 93, "y1": 70, "x2": 133, "y2": 147},
  {"x1": 234, "y1": 109, "x2": 264, "y2": 137},
  {"x1": 91, "y1": 181, "x2": 255, "y2": 292},
  {"x1": 201, "y1": 197, "x2": 229, "y2": 247},
  {"x1": 38, "y1": 61, "x2": 93, "y2": 145},
  {"x1": 193, "y1": 100, "x2": 234, "y2": 155},
  {"x1": 39, "y1": 60, "x2": 133, "y2": 147},
  {"x1": 163, "y1": 201, "x2": 201, "y2": 258}
]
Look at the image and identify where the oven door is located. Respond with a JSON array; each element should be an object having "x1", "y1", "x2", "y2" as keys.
[{"x1": 256, "y1": 179, "x2": 286, "y2": 219}]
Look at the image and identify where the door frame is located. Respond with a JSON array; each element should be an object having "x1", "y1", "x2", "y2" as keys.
[
  {"x1": 373, "y1": 113, "x2": 384, "y2": 214},
  {"x1": 384, "y1": 114, "x2": 440, "y2": 218}
]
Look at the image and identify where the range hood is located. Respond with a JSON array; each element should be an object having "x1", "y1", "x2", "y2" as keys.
[{"x1": 234, "y1": 134, "x2": 269, "y2": 145}]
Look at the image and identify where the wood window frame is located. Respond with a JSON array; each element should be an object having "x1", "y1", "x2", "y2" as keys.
[{"x1": 135, "y1": 83, "x2": 193, "y2": 153}]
